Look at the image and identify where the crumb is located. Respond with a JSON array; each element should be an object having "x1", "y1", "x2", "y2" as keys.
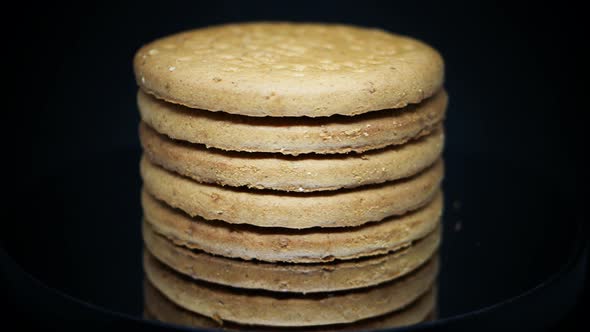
[{"x1": 278, "y1": 238, "x2": 290, "y2": 248}]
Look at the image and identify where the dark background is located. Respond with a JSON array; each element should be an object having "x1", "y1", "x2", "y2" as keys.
[{"x1": 4, "y1": 0, "x2": 586, "y2": 331}]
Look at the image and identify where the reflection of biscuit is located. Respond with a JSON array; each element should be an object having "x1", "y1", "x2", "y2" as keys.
[
  {"x1": 140, "y1": 123, "x2": 444, "y2": 192},
  {"x1": 138, "y1": 89, "x2": 447, "y2": 155},
  {"x1": 133, "y1": 23, "x2": 444, "y2": 117},
  {"x1": 143, "y1": 221, "x2": 440, "y2": 292},
  {"x1": 144, "y1": 280, "x2": 437, "y2": 330},
  {"x1": 143, "y1": 190, "x2": 442, "y2": 263},
  {"x1": 140, "y1": 157, "x2": 443, "y2": 229},
  {"x1": 143, "y1": 251, "x2": 438, "y2": 327}
]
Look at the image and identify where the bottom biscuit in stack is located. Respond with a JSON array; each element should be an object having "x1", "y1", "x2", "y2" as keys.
[{"x1": 143, "y1": 280, "x2": 438, "y2": 331}]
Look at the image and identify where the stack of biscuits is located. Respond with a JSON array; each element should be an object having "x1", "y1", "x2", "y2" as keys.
[{"x1": 134, "y1": 22, "x2": 446, "y2": 329}]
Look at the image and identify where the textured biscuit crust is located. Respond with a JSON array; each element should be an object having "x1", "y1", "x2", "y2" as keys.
[
  {"x1": 144, "y1": 280, "x2": 436, "y2": 330},
  {"x1": 141, "y1": 122, "x2": 444, "y2": 192},
  {"x1": 137, "y1": 89, "x2": 447, "y2": 155},
  {"x1": 144, "y1": 221, "x2": 440, "y2": 292},
  {"x1": 143, "y1": 251, "x2": 438, "y2": 327},
  {"x1": 142, "y1": 190, "x2": 442, "y2": 263},
  {"x1": 140, "y1": 157, "x2": 443, "y2": 228},
  {"x1": 133, "y1": 22, "x2": 444, "y2": 117}
]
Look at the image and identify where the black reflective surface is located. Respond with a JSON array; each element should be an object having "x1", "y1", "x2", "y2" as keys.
[{"x1": 3, "y1": 147, "x2": 585, "y2": 330}]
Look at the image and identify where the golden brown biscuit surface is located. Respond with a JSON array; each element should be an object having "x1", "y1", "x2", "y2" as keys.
[
  {"x1": 143, "y1": 221, "x2": 441, "y2": 292},
  {"x1": 138, "y1": 89, "x2": 447, "y2": 155},
  {"x1": 140, "y1": 157, "x2": 443, "y2": 229},
  {"x1": 141, "y1": 122, "x2": 444, "y2": 192},
  {"x1": 134, "y1": 22, "x2": 444, "y2": 117},
  {"x1": 142, "y1": 190, "x2": 442, "y2": 263}
]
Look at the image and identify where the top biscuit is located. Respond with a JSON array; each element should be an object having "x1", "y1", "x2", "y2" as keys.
[{"x1": 134, "y1": 22, "x2": 444, "y2": 117}]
